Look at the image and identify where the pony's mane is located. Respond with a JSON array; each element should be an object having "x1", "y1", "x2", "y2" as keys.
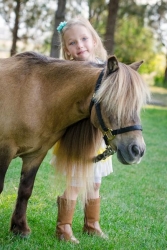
[{"x1": 95, "y1": 62, "x2": 150, "y2": 127}]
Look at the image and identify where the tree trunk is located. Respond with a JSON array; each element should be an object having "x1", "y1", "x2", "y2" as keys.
[
  {"x1": 10, "y1": 0, "x2": 21, "y2": 56},
  {"x1": 50, "y1": 0, "x2": 66, "y2": 58},
  {"x1": 104, "y1": 0, "x2": 119, "y2": 55}
]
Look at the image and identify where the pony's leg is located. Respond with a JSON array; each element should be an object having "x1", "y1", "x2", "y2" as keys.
[
  {"x1": 0, "y1": 144, "x2": 16, "y2": 193},
  {"x1": 10, "y1": 153, "x2": 46, "y2": 237}
]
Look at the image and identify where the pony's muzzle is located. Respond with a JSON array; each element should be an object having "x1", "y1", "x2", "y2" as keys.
[{"x1": 117, "y1": 142, "x2": 145, "y2": 165}]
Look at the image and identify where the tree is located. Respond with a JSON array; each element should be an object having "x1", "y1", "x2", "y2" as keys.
[
  {"x1": 104, "y1": 0, "x2": 120, "y2": 55},
  {"x1": 87, "y1": 0, "x2": 120, "y2": 55},
  {"x1": 113, "y1": 1, "x2": 155, "y2": 63},
  {"x1": 10, "y1": 0, "x2": 21, "y2": 56},
  {"x1": 114, "y1": 15, "x2": 155, "y2": 66},
  {"x1": 146, "y1": 0, "x2": 167, "y2": 86},
  {"x1": 0, "y1": 0, "x2": 54, "y2": 56},
  {"x1": 50, "y1": 0, "x2": 66, "y2": 58},
  {"x1": 88, "y1": 0, "x2": 107, "y2": 24}
]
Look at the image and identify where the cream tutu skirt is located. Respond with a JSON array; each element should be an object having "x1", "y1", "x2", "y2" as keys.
[{"x1": 50, "y1": 140, "x2": 113, "y2": 186}]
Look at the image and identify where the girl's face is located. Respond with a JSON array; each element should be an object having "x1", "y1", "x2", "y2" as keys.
[{"x1": 63, "y1": 24, "x2": 96, "y2": 61}]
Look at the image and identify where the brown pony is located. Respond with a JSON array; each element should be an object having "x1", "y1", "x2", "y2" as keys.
[{"x1": 0, "y1": 52, "x2": 150, "y2": 237}]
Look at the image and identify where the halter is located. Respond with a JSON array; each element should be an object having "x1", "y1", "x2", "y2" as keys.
[{"x1": 89, "y1": 70, "x2": 143, "y2": 162}]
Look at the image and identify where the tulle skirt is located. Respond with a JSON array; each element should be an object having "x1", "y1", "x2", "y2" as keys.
[{"x1": 50, "y1": 140, "x2": 113, "y2": 186}]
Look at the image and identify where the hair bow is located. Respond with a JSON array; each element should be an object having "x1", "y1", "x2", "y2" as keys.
[{"x1": 57, "y1": 21, "x2": 67, "y2": 33}]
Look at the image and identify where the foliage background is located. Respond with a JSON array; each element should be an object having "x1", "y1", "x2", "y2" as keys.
[{"x1": 0, "y1": 0, "x2": 167, "y2": 86}]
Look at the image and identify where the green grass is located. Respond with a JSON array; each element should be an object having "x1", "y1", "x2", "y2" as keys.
[{"x1": 0, "y1": 107, "x2": 167, "y2": 250}]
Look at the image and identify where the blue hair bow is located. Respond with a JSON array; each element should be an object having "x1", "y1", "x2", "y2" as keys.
[{"x1": 57, "y1": 21, "x2": 67, "y2": 33}]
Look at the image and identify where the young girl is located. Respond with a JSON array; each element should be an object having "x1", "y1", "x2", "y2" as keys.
[{"x1": 50, "y1": 16, "x2": 113, "y2": 244}]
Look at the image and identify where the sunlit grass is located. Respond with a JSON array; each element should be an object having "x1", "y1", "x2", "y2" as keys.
[{"x1": 0, "y1": 107, "x2": 167, "y2": 249}]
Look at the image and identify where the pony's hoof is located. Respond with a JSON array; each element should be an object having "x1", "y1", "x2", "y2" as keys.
[
  {"x1": 19, "y1": 232, "x2": 31, "y2": 239},
  {"x1": 11, "y1": 225, "x2": 31, "y2": 238}
]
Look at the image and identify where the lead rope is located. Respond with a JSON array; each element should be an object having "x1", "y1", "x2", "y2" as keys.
[{"x1": 93, "y1": 146, "x2": 115, "y2": 163}]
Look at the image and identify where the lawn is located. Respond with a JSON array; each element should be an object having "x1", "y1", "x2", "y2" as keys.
[{"x1": 0, "y1": 106, "x2": 167, "y2": 250}]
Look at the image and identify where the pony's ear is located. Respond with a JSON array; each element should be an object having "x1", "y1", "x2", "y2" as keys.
[
  {"x1": 129, "y1": 61, "x2": 144, "y2": 71},
  {"x1": 106, "y1": 55, "x2": 119, "y2": 75}
]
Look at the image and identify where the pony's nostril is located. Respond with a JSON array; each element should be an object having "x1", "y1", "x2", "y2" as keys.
[
  {"x1": 131, "y1": 145, "x2": 140, "y2": 157},
  {"x1": 129, "y1": 145, "x2": 145, "y2": 158}
]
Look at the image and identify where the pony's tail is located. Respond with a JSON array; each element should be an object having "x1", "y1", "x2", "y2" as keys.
[{"x1": 53, "y1": 118, "x2": 102, "y2": 203}]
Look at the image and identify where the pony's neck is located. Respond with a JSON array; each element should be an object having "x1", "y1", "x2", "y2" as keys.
[{"x1": 50, "y1": 65, "x2": 101, "y2": 131}]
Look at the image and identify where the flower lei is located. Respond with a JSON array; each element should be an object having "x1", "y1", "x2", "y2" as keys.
[{"x1": 57, "y1": 21, "x2": 67, "y2": 33}]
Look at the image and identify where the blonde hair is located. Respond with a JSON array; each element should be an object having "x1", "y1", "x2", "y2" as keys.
[{"x1": 58, "y1": 16, "x2": 107, "y2": 61}]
